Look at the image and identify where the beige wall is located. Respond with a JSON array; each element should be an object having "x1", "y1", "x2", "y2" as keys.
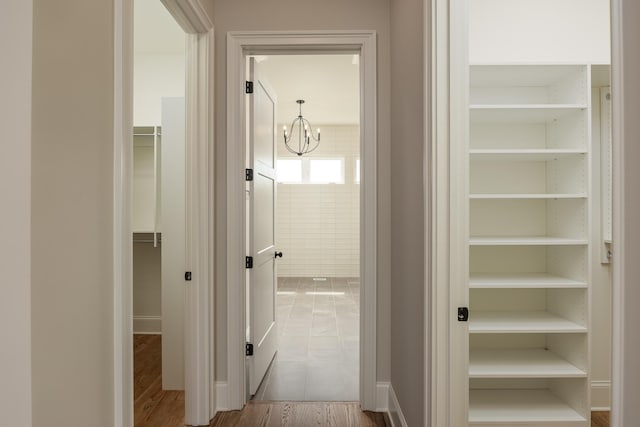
[
  {"x1": 277, "y1": 125, "x2": 360, "y2": 278},
  {"x1": 0, "y1": 1, "x2": 32, "y2": 425},
  {"x1": 134, "y1": 53, "x2": 185, "y2": 126},
  {"x1": 210, "y1": 0, "x2": 392, "y2": 385},
  {"x1": 31, "y1": 0, "x2": 115, "y2": 425},
  {"x1": 133, "y1": 241, "x2": 162, "y2": 332},
  {"x1": 390, "y1": 0, "x2": 425, "y2": 425},
  {"x1": 616, "y1": 0, "x2": 640, "y2": 423}
]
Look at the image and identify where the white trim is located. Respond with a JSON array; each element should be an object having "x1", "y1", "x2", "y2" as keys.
[
  {"x1": 610, "y1": 1, "x2": 624, "y2": 425},
  {"x1": 114, "y1": 1, "x2": 214, "y2": 426},
  {"x1": 375, "y1": 382, "x2": 390, "y2": 412},
  {"x1": 182, "y1": 27, "x2": 215, "y2": 427},
  {"x1": 215, "y1": 382, "x2": 229, "y2": 412},
  {"x1": 388, "y1": 385, "x2": 409, "y2": 427},
  {"x1": 226, "y1": 31, "x2": 378, "y2": 411},
  {"x1": 160, "y1": 0, "x2": 212, "y2": 34},
  {"x1": 113, "y1": 1, "x2": 133, "y2": 426},
  {"x1": 133, "y1": 316, "x2": 161, "y2": 334},
  {"x1": 591, "y1": 380, "x2": 612, "y2": 411},
  {"x1": 429, "y1": 0, "x2": 471, "y2": 425}
]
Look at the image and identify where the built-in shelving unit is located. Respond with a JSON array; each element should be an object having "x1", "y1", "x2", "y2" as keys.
[{"x1": 468, "y1": 65, "x2": 591, "y2": 425}]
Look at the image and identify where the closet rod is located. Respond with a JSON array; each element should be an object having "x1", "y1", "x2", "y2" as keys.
[{"x1": 133, "y1": 239, "x2": 162, "y2": 244}]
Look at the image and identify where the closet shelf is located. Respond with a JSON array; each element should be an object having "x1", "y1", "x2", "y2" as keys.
[
  {"x1": 469, "y1": 236, "x2": 588, "y2": 246},
  {"x1": 469, "y1": 389, "x2": 587, "y2": 425},
  {"x1": 470, "y1": 150, "x2": 586, "y2": 162},
  {"x1": 470, "y1": 105, "x2": 586, "y2": 123},
  {"x1": 470, "y1": 194, "x2": 587, "y2": 200},
  {"x1": 469, "y1": 273, "x2": 587, "y2": 289},
  {"x1": 469, "y1": 349, "x2": 586, "y2": 378},
  {"x1": 469, "y1": 311, "x2": 587, "y2": 334}
]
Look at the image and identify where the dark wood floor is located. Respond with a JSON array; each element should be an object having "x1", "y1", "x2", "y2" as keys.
[
  {"x1": 134, "y1": 334, "x2": 611, "y2": 426},
  {"x1": 134, "y1": 334, "x2": 185, "y2": 427}
]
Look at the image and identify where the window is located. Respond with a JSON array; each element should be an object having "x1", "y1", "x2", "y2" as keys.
[
  {"x1": 276, "y1": 157, "x2": 345, "y2": 184},
  {"x1": 309, "y1": 159, "x2": 344, "y2": 184},
  {"x1": 276, "y1": 159, "x2": 302, "y2": 183}
]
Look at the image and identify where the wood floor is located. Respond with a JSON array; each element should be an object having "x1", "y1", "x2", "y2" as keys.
[
  {"x1": 210, "y1": 402, "x2": 388, "y2": 427},
  {"x1": 134, "y1": 334, "x2": 611, "y2": 426}
]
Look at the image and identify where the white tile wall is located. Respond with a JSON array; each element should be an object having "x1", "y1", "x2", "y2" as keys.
[{"x1": 277, "y1": 125, "x2": 360, "y2": 277}]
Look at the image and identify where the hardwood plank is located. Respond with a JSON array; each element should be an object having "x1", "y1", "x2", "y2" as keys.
[
  {"x1": 591, "y1": 411, "x2": 610, "y2": 427},
  {"x1": 211, "y1": 402, "x2": 390, "y2": 427}
]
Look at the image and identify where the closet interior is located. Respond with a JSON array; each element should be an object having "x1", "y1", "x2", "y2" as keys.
[{"x1": 467, "y1": 64, "x2": 611, "y2": 426}]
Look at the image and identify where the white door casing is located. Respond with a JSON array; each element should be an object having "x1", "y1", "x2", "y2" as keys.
[
  {"x1": 113, "y1": 0, "x2": 214, "y2": 425},
  {"x1": 226, "y1": 31, "x2": 378, "y2": 410},
  {"x1": 247, "y1": 58, "x2": 279, "y2": 395}
]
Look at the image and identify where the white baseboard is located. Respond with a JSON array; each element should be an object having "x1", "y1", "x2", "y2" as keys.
[
  {"x1": 376, "y1": 382, "x2": 390, "y2": 411},
  {"x1": 133, "y1": 315, "x2": 161, "y2": 334},
  {"x1": 215, "y1": 381, "x2": 228, "y2": 412},
  {"x1": 388, "y1": 384, "x2": 408, "y2": 427},
  {"x1": 591, "y1": 380, "x2": 611, "y2": 411}
]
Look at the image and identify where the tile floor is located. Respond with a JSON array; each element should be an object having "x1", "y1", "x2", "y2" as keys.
[{"x1": 253, "y1": 276, "x2": 360, "y2": 402}]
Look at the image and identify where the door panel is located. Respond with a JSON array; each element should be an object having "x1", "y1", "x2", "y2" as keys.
[{"x1": 248, "y1": 57, "x2": 279, "y2": 396}]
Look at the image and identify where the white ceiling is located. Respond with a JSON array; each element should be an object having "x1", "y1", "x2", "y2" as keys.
[
  {"x1": 255, "y1": 55, "x2": 360, "y2": 125},
  {"x1": 133, "y1": 1, "x2": 360, "y2": 124}
]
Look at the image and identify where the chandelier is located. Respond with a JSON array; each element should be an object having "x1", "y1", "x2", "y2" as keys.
[{"x1": 282, "y1": 100, "x2": 321, "y2": 156}]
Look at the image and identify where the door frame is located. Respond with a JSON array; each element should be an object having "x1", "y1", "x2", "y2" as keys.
[
  {"x1": 113, "y1": 0, "x2": 215, "y2": 425},
  {"x1": 429, "y1": 0, "x2": 627, "y2": 425},
  {"x1": 226, "y1": 31, "x2": 378, "y2": 411}
]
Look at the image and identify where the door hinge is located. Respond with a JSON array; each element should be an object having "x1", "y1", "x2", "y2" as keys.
[
  {"x1": 184, "y1": 271, "x2": 192, "y2": 281},
  {"x1": 245, "y1": 81, "x2": 254, "y2": 94},
  {"x1": 457, "y1": 307, "x2": 469, "y2": 322},
  {"x1": 245, "y1": 256, "x2": 253, "y2": 269},
  {"x1": 246, "y1": 343, "x2": 254, "y2": 356},
  {"x1": 245, "y1": 168, "x2": 254, "y2": 181}
]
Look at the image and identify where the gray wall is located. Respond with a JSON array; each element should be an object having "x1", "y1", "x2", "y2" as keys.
[
  {"x1": 390, "y1": 0, "x2": 426, "y2": 425},
  {"x1": 616, "y1": 0, "x2": 640, "y2": 424},
  {"x1": 0, "y1": 1, "x2": 32, "y2": 425},
  {"x1": 210, "y1": 0, "x2": 393, "y2": 384},
  {"x1": 31, "y1": 0, "x2": 115, "y2": 425}
]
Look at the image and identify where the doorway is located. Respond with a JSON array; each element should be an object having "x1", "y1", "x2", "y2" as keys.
[
  {"x1": 132, "y1": 0, "x2": 187, "y2": 422},
  {"x1": 246, "y1": 54, "x2": 362, "y2": 402},
  {"x1": 225, "y1": 31, "x2": 378, "y2": 411}
]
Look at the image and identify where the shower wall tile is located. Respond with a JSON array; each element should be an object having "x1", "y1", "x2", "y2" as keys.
[{"x1": 277, "y1": 125, "x2": 360, "y2": 277}]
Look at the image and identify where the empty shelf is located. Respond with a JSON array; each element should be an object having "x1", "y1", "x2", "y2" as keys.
[
  {"x1": 470, "y1": 149, "x2": 587, "y2": 162},
  {"x1": 470, "y1": 194, "x2": 587, "y2": 199},
  {"x1": 469, "y1": 389, "x2": 587, "y2": 425},
  {"x1": 470, "y1": 105, "x2": 586, "y2": 123},
  {"x1": 469, "y1": 237, "x2": 588, "y2": 246},
  {"x1": 469, "y1": 311, "x2": 587, "y2": 334},
  {"x1": 469, "y1": 273, "x2": 587, "y2": 289},
  {"x1": 469, "y1": 349, "x2": 586, "y2": 378}
]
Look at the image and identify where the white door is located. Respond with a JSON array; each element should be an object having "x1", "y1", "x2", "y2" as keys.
[
  {"x1": 247, "y1": 58, "x2": 279, "y2": 396},
  {"x1": 161, "y1": 97, "x2": 186, "y2": 390}
]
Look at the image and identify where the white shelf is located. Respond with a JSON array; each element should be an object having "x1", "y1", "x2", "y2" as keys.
[
  {"x1": 469, "y1": 311, "x2": 587, "y2": 334},
  {"x1": 469, "y1": 273, "x2": 586, "y2": 289},
  {"x1": 469, "y1": 389, "x2": 587, "y2": 425},
  {"x1": 469, "y1": 349, "x2": 586, "y2": 378},
  {"x1": 469, "y1": 237, "x2": 588, "y2": 246},
  {"x1": 470, "y1": 149, "x2": 586, "y2": 162},
  {"x1": 469, "y1": 64, "x2": 586, "y2": 87},
  {"x1": 470, "y1": 105, "x2": 586, "y2": 123},
  {"x1": 470, "y1": 194, "x2": 587, "y2": 200}
]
